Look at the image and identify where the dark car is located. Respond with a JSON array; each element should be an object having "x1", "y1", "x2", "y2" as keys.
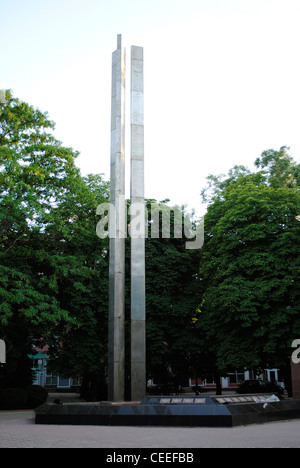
[{"x1": 237, "y1": 379, "x2": 284, "y2": 396}]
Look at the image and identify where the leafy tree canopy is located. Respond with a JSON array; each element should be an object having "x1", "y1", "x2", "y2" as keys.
[
  {"x1": 198, "y1": 147, "x2": 300, "y2": 377},
  {"x1": 0, "y1": 91, "x2": 109, "y2": 388}
]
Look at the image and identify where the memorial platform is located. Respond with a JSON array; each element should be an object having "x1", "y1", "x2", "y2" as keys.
[{"x1": 35, "y1": 395, "x2": 300, "y2": 427}]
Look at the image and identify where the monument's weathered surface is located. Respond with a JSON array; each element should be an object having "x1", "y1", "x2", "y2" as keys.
[
  {"x1": 108, "y1": 35, "x2": 146, "y2": 402},
  {"x1": 108, "y1": 34, "x2": 126, "y2": 402},
  {"x1": 130, "y1": 45, "x2": 146, "y2": 402}
]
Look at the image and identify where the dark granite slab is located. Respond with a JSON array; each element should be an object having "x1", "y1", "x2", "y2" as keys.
[{"x1": 35, "y1": 395, "x2": 300, "y2": 427}]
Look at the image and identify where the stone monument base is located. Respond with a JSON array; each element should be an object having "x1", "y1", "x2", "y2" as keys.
[
  {"x1": 291, "y1": 360, "x2": 300, "y2": 399},
  {"x1": 35, "y1": 395, "x2": 300, "y2": 427}
]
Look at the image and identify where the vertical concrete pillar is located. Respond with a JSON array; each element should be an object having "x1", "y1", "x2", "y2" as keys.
[
  {"x1": 291, "y1": 359, "x2": 300, "y2": 399},
  {"x1": 108, "y1": 34, "x2": 126, "y2": 401},
  {"x1": 0, "y1": 339, "x2": 6, "y2": 364},
  {"x1": 130, "y1": 45, "x2": 146, "y2": 401}
]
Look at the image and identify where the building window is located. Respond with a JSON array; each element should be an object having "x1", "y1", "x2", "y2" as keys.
[
  {"x1": 204, "y1": 375, "x2": 215, "y2": 385},
  {"x1": 228, "y1": 372, "x2": 244, "y2": 385},
  {"x1": 58, "y1": 376, "x2": 71, "y2": 388},
  {"x1": 72, "y1": 376, "x2": 83, "y2": 387},
  {"x1": 45, "y1": 374, "x2": 58, "y2": 386}
]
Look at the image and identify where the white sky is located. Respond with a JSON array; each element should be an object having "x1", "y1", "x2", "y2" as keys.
[{"x1": 1, "y1": 0, "x2": 300, "y2": 216}]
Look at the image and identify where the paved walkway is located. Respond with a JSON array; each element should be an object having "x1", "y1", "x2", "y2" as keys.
[{"x1": 0, "y1": 410, "x2": 299, "y2": 448}]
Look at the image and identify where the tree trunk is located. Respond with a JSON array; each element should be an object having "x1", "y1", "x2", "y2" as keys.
[{"x1": 214, "y1": 371, "x2": 222, "y2": 395}]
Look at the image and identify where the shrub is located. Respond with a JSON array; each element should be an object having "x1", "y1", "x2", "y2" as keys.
[
  {"x1": 0, "y1": 388, "x2": 28, "y2": 410},
  {"x1": 26, "y1": 385, "x2": 48, "y2": 408},
  {"x1": 0, "y1": 385, "x2": 48, "y2": 410}
]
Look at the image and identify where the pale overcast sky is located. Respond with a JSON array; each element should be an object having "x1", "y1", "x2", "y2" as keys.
[{"x1": 1, "y1": 0, "x2": 300, "y2": 215}]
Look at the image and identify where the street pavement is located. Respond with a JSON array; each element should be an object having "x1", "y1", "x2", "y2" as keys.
[{"x1": 0, "y1": 409, "x2": 300, "y2": 448}]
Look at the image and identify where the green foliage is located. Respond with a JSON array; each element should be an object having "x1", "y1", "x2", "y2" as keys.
[
  {"x1": 2, "y1": 89, "x2": 298, "y2": 395},
  {"x1": 0, "y1": 91, "x2": 203, "y2": 393},
  {"x1": 144, "y1": 200, "x2": 201, "y2": 387},
  {"x1": 0, "y1": 385, "x2": 47, "y2": 409},
  {"x1": 255, "y1": 146, "x2": 300, "y2": 188},
  {"x1": 198, "y1": 147, "x2": 300, "y2": 376},
  {"x1": 26, "y1": 384, "x2": 48, "y2": 408},
  {"x1": 0, "y1": 91, "x2": 82, "y2": 330},
  {"x1": 0, "y1": 91, "x2": 109, "y2": 388},
  {"x1": 0, "y1": 387, "x2": 28, "y2": 410}
]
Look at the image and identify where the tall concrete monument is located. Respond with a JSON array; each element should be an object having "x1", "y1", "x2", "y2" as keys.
[
  {"x1": 108, "y1": 35, "x2": 145, "y2": 402},
  {"x1": 130, "y1": 45, "x2": 146, "y2": 401},
  {"x1": 108, "y1": 34, "x2": 126, "y2": 402}
]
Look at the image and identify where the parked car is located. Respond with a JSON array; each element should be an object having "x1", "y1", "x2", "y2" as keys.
[{"x1": 237, "y1": 379, "x2": 284, "y2": 396}]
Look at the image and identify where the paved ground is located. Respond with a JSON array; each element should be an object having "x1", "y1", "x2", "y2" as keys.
[{"x1": 0, "y1": 409, "x2": 300, "y2": 448}]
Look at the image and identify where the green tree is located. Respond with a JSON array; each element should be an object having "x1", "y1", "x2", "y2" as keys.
[
  {"x1": 143, "y1": 201, "x2": 202, "y2": 391},
  {"x1": 0, "y1": 91, "x2": 109, "y2": 388},
  {"x1": 0, "y1": 91, "x2": 203, "y2": 396},
  {"x1": 49, "y1": 199, "x2": 202, "y2": 398},
  {"x1": 198, "y1": 148, "x2": 300, "y2": 388},
  {"x1": 44, "y1": 174, "x2": 110, "y2": 400},
  {"x1": 255, "y1": 145, "x2": 300, "y2": 188}
]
